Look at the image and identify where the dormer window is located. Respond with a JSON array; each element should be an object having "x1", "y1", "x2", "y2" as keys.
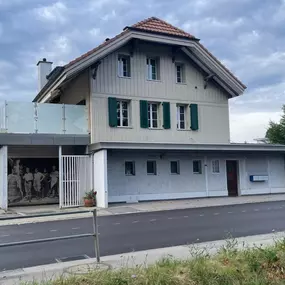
[
  {"x1": 118, "y1": 55, "x2": 131, "y2": 77},
  {"x1": 176, "y1": 63, "x2": 185, "y2": 83},
  {"x1": 146, "y1": 57, "x2": 160, "y2": 80}
]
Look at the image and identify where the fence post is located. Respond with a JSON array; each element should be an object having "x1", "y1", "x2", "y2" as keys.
[{"x1": 92, "y1": 208, "x2": 100, "y2": 263}]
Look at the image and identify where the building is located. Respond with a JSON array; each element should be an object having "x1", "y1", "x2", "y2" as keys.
[{"x1": 1, "y1": 17, "x2": 285, "y2": 211}]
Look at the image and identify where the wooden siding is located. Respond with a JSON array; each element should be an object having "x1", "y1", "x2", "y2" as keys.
[{"x1": 90, "y1": 41, "x2": 230, "y2": 144}]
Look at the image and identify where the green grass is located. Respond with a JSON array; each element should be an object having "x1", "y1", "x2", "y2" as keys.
[{"x1": 24, "y1": 238, "x2": 285, "y2": 285}]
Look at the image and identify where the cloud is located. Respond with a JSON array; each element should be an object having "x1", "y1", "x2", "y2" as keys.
[{"x1": 0, "y1": 0, "x2": 284, "y2": 142}]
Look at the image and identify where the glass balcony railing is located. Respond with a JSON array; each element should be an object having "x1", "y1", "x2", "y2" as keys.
[{"x1": 0, "y1": 101, "x2": 88, "y2": 135}]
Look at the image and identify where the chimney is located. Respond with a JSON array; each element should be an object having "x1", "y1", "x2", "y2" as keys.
[{"x1": 37, "y1": 58, "x2": 53, "y2": 92}]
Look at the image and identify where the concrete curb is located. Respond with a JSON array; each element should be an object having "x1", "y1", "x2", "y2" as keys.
[
  {"x1": 1, "y1": 231, "x2": 285, "y2": 285},
  {"x1": 1, "y1": 195, "x2": 285, "y2": 226}
]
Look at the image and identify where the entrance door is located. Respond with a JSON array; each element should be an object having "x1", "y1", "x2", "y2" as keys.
[
  {"x1": 226, "y1": 160, "x2": 238, "y2": 197},
  {"x1": 60, "y1": 155, "x2": 92, "y2": 208}
]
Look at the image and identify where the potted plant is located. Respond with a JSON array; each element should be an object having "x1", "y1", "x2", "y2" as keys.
[{"x1": 83, "y1": 190, "x2": 97, "y2": 207}]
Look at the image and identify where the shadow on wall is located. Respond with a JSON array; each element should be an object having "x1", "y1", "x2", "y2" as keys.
[{"x1": 8, "y1": 158, "x2": 59, "y2": 206}]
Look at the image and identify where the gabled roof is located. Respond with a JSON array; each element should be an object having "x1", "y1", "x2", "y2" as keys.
[
  {"x1": 126, "y1": 17, "x2": 197, "y2": 40},
  {"x1": 34, "y1": 16, "x2": 246, "y2": 102}
]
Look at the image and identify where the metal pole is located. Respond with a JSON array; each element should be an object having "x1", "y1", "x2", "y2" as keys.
[{"x1": 92, "y1": 208, "x2": 100, "y2": 263}]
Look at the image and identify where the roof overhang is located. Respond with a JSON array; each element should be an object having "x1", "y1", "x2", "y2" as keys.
[
  {"x1": 34, "y1": 30, "x2": 246, "y2": 102},
  {"x1": 88, "y1": 142, "x2": 285, "y2": 153}
]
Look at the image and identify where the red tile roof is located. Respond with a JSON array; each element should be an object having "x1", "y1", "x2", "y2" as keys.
[
  {"x1": 64, "y1": 17, "x2": 245, "y2": 89},
  {"x1": 128, "y1": 17, "x2": 196, "y2": 39}
]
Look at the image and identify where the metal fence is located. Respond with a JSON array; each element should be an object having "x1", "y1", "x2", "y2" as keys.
[{"x1": 0, "y1": 209, "x2": 100, "y2": 263}]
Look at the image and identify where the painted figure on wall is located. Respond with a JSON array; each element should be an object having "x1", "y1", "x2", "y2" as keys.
[
  {"x1": 34, "y1": 168, "x2": 44, "y2": 199},
  {"x1": 49, "y1": 166, "x2": 59, "y2": 198},
  {"x1": 23, "y1": 167, "x2": 33, "y2": 202},
  {"x1": 8, "y1": 167, "x2": 22, "y2": 203}
]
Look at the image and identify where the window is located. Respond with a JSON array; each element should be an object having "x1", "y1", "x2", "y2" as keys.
[
  {"x1": 148, "y1": 102, "x2": 159, "y2": 128},
  {"x1": 177, "y1": 105, "x2": 186, "y2": 129},
  {"x1": 117, "y1": 100, "x2": 129, "y2": 127},
  {"x1": 147, "y1": 161, "x2": 157, "y2": 175},
  {"x1": 176, "y1": 63, "x2": 185, "y2": 83},
  {"x1": 146, "y1": 57, "x2": 159, "y2": 80},
  {"x1": 193, "y1": 160, "x2": 202, "y2": 174},
  {"x1": 170, "y1": 161, "x2": 180, "y2": 174},
  {"x1": 212, "y1": 160, "x2": 220, "y2": 174},
  {"x1": 125, "y1": 161, "x2": 135, "y2": 176},
  {"x1": 118, "y1": 55, "x2": 131, "y2": 77}
]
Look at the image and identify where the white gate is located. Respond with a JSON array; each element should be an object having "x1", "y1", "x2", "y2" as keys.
[{"x1": 60, "y1": 155, "x2": 92, "y2": 208}]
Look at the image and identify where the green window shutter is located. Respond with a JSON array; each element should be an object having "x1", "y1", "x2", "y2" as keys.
[
  {"x1": 163, "y1": 102, "x2": 171, "y2": 129},
  {"x1": 140, "y1": 100, "x2": 148, "y2": 128},
  {"x1": 190, "y1": 103, "x2": 199, "y2": 131},
  {"x1": 108, "y1": 97, "x2": 117, "y2": 127}
]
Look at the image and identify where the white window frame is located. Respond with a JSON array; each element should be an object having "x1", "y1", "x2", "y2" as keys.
[
  {"x1": 193, "y1": 160, "x2": 202, "y2": 174},
  {"x1": 118, "y1": 55, "x2": 131, "y2": 78},
  {"x1": 146, "y1": 57, "x2": 159, "y2": 80},
  {"x1": 175, "y1": 63, "x2": 185, "y2": 83},
  {"x1": 125, "y1": 161, "x2": 135, "y2": 176},
  {"x1": 177, "y1": 104, "x2": 187, "y2": 130},
  {"x1": 212, "y1": 160, "x2": 220, "y2": 174},
  {"x1": 148, "y1": 102, "x2": 159, "y2": 128},
  {"x1": 170, "y1": 161, "x2": 180, "y2": 175},
  {"x1": 117, "y1": 100, "x2": 130, "y2": 127},
  {"x1": 147, "y1": 160, "x2": 157, "y2": 175}
]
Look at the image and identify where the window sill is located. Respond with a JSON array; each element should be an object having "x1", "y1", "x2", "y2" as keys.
[
  {"x1": 193, "y1": 172, "x2": 202, "y2": 175},
  {"x1": 118, "y1": 75, "x2": 131, "y2": 79},
  {"x1": 177, "y1": 129, "x2": 190, "y2": 132},
  {"x1": 147, "y1": 79, "x2": 162, "y2": 83},
  {"x1": 117, "y1": 126, "x2": 133, "y2": 129},
  {"x1": 176, "y1": 82, "x2": 187, "y2": 85},
  {"x1": 148, "y1": 127, "x2": 163, "y2": 130}
]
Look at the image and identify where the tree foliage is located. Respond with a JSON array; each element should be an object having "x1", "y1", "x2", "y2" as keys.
[{"x1": 265, "y1": 105, "x2": 285, "y2": 144}]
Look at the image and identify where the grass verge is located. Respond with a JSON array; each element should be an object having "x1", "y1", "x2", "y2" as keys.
[{"x1": 24, "y1": 238, "x2": 285, "y2": 285}]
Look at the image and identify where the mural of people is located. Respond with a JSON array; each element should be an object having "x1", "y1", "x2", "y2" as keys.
[{"x1": 7, "y1": 157, "x2": 59, "y2": 206}]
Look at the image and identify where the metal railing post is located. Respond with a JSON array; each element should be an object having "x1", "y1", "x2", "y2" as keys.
[{"x1": 92, "y1": 208, "x2": 100, "y2": 263}]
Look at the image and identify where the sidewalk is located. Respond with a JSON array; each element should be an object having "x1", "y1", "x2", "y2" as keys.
[
  {"x1": 1, "y1": 194, "x2": 285, "y2": 226},
  {"x1": 1, "y1": 231, "x2": 284, "y2": 285}
]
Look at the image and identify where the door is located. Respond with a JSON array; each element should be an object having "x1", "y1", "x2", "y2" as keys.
[
  {"x1": 60, "y1": 155, "x2": 92, "y2": 208},
  {"x1": 226, "y1": 160, "x2": 238, "y2": 197}
]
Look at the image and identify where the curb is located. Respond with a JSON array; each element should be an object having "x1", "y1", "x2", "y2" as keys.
[{"x1": 1, "y1": 231, "x2": 285, "y2": 285}]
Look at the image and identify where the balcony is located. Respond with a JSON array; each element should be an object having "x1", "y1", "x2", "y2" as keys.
[{"x1": 0, "y1": 101, "x2": 88, "y2": 135}]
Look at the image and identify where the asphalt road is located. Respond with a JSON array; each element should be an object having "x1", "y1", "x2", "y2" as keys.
[{"x1": 1, "y1": 201, "x2": 285, "y2": 271}]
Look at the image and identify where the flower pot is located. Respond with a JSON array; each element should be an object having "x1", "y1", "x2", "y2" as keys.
[{"x1": 84, "y1": 198, "x2": 94, "y2": 207}]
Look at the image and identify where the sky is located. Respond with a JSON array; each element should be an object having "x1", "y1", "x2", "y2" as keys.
[{"x1": 0, "y1": 0, "x2": 285, "y2": 142}]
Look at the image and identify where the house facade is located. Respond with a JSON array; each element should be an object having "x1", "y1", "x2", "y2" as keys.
[{"x1": 1, "y1": 17, "x2": 285, "y2": 210}]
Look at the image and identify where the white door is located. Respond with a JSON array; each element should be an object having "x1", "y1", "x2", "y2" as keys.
[{"x1": 59, "y1": 155, "x2": 92, "y2": 208}]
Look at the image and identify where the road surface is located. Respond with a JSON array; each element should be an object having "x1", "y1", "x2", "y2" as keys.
[{"x1": 1, "y1": 201, "x2": 285, "y2": 271}]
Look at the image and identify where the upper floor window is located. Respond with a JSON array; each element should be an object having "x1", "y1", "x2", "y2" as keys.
[
  {"x1": 177, "y1": 105, "x2": 186, "y2": 129},
  {"x1": 176, "y1": 63, "x2": 185, "y2": 83},
  {"x1": 146, "y1": 57, "x2": 159, "y2": 80},
  {"x1": 117, "y1": 100, "x2": 129, "y2": 127},
  {"x1": 118, "y1": 55, "x2": 131, "y2": 77},
  {"x1": 148, "y1": 102, "x2": 159, "y2": 128},
  {"x1": 170, "y1": 161, "x2": 180, "y2": 174}
]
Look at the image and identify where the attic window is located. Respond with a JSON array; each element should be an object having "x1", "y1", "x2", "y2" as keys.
[
  {"x1": 118, "y1": 55, "x2": 131, "y2": 77},
  {"x1": 176, "y1": 63, "x2": 185, "y2": 83}
]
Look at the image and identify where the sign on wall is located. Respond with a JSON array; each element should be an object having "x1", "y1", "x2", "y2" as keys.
[{"x1": 7, "y1": 157, "x2": 59, "y2": 206}]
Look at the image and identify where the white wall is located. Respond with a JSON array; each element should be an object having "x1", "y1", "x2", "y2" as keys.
[
  {"x1": 93, "y1": 150, "x2": 108, "y2": 208},
  {"x1": 0, "y1": 146, "x2": 8, "y2": 210},
  {"x1": 107, "y1": 150, "x2": 285, "y2": 203},
  {"x1": 107, "y1": 151, "x2": 229, "y2": 203},
  {"x1": 91, "y1": 41, "x2": 230, "y2": 145}
]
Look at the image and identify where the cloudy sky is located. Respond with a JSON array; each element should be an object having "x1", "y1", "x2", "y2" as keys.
[{"x1": 0, "y1": 0, "x2": 284, "y2": 142}]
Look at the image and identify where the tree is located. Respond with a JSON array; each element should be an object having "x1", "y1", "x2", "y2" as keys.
[{"x1": 265, "y1": 105, "x2": 285, "y2": 144}]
